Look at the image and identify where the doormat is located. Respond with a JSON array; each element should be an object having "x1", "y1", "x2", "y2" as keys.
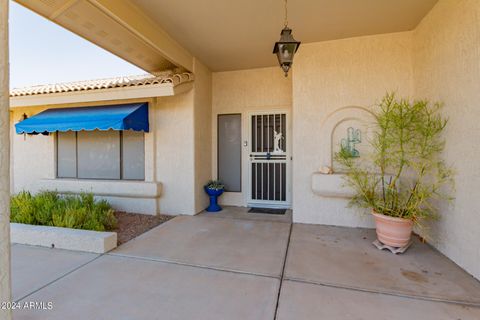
[{"x1": 248, "y1": 207, "x2": 286, "y2": 215}]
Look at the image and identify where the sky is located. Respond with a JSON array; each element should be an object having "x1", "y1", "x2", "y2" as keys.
[{"x1": 9, "y1": 1, "x2": 146, "y2": 89}]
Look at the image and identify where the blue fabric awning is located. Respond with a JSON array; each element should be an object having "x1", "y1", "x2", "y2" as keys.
[{"x1": 15, "y1": 103, "x2": 149, "y2": 134}]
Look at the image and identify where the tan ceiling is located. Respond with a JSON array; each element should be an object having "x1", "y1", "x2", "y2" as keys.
[{"x1": 132, "y1": 0, "x2": 438, "y2": 72}]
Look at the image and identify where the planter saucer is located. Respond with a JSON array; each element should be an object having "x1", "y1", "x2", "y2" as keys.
[{"x1": 372, "y1": 239, "x2": 413, "y2": 254}]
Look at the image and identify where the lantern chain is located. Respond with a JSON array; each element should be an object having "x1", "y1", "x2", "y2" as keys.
[{"x1": 284, "y1": 0, "x2": 288, "y2": 27}]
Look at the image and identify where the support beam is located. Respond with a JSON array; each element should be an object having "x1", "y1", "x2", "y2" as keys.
[
  {"x1": 0, "y1": 0, "x2": 12, "y2": 319},
  {"x1": 15, "y1": 0, "x2": 194, "y2": 73},
  {"x1": 88, "y1": 0, "x2": 193, "y2": 72}
]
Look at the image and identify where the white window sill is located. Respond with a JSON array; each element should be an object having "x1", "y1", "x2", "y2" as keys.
[{"x1": 36, "y1": 178, "x2": 161, "y2": 198}]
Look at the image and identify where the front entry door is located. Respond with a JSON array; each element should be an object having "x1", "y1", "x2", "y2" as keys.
[{"x1": 248, "y1": 112, "x2": 290, "y2": 208}]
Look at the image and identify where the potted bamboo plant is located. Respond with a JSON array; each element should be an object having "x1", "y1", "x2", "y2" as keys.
[{"x1": 335, "y1": 93, "x2": 454, "y2": 247}]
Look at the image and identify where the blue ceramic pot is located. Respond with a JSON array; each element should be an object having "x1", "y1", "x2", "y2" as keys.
[{"x1": 204, "y1": 187, "x2": 224, "y2": 212}]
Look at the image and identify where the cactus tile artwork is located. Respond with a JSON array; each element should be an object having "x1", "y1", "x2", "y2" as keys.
[{"x1": 341, "y1": 127, "x2": 361, "y2": 158}]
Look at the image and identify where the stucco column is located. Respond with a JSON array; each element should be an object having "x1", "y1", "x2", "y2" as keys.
[{"x1": 0, "y1": 0, "x2": 12, "y2": 319}]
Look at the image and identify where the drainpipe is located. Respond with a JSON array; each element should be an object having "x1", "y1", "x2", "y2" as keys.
[{"x1": 0, "y1": 0, "x2": 12, "y2": 318}]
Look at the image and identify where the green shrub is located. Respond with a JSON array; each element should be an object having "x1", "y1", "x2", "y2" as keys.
[
  {"x1": 33, "y1": 191, "x2": 59, "y2": 225},
  {"x1": 10, "y1": 191, "x2": 35, "y2": 225},
  {"x1": 93, "y1": 199, "x2": 117, "y2": 231},
  {"x1": 10, "y1": 191, "x2": 117, "y2": 231}
]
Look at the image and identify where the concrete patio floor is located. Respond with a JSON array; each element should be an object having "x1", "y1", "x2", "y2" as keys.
[{"x1": 12, "y1": 207, "x2": 480, "y2": 319}]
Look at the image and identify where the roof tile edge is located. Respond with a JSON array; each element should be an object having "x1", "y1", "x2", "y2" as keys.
[{"x1": 10, "y1": 72, "x2": 194, "y2": 97}]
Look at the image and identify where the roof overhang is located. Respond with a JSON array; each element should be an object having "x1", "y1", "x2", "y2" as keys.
[
  {"x1": 14, "y1": 0, "x2": 194, "y2": 73},
  {"x1": 10, "y1": 78, "x2": 193, "y2": 108}
]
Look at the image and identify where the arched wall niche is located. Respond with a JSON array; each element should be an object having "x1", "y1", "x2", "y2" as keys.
[{"x1": 318, "y1": 106, "x2": 377, "y2": 171}]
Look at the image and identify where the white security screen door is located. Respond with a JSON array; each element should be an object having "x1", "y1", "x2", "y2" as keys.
[{"x1": 249, "y1": 112, "x2": 290, "y2": 207}]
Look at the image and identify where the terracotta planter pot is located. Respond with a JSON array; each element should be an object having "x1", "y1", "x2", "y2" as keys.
[{"x1": 372, "y1": 210, "x2": 413, "y2": 247}]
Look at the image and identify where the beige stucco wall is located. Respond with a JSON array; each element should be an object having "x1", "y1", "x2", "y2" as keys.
[
  {"x1": 0, "y1": 0, "x2": 12, "y2": 316},
  {"x1": 10, "y1": 93, "x2": 199, "y2": 216},
  {"x1": 193, "y1": 59, "x2": 213, "y2": 213},
  {"x1": 153, "y1": 92, "x2": 196, "y2": 215},
  {"x1": 413, "y1": 0, "x2": 480, "y2": 280},
  {"x1": 11, "y1": 108, "x2": 56, "y2": 191},
  {"x1": 292, "y1": 32, "x2": 414, "y2": 227},
  {"x1": 152, "y1": 58, "x2": 213, "y2": 215},
  {"x1": 212, "y1": 67, "x2": 292, "y2": 206}
]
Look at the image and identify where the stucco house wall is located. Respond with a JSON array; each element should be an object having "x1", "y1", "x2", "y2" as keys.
[
  {"x1": 413, "y1": 0, "x2": 480, "y2": 280},
  {"x1": 291, "y1": 31, "x2": 414, "y2": 228},
  {"x1": 11, "y1": 107, "x2": 56, "y2": 192},
  {"x1": 212, "y1": 67, "x2": 292, "y2": 207},
  {"x1": 153, "y1": 92, "x2": 195, "y2": 215},
  {"x1": 193, "y1": 58, "x2": 213, "y2": 213},
  {"x1": 10, "y1": 93, "x2": 201, "y2": 216},
  {"x1": 1, "y1": 1, "x2": 12, "y2": 310}
]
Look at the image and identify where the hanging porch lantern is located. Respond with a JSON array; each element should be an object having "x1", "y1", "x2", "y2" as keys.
[{"x1": 273, "y1": 0, "x2": 301, "y2": 77}]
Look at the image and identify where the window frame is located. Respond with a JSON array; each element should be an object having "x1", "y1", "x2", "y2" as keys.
[
  {"x1": 55, "y1": 131, "x2": 145, "y2": 181},
  {"x1": 217, "y1": 113, "x2": 242, "y2": 192}
]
